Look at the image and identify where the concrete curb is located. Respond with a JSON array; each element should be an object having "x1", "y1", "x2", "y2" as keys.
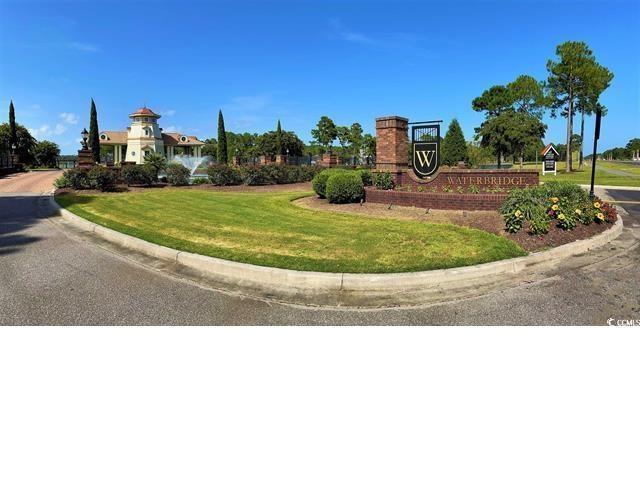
[{"x1": 49, "y1": 195, "x2": 624, "y2": 307}]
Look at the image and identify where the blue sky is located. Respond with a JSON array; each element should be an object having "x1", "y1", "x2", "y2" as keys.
[{"x1": 1, "y1": 0, "x2": 638, "y2": 154}]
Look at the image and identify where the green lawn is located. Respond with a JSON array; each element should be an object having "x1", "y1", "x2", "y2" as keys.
[
  {"x1": 56, "y1": 189, "x2": 526, "y2": 273},
  {"x1": 517, "y1": 161, "x2": 640, "y2": 187}
]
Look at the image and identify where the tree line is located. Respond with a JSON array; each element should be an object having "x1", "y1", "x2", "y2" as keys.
[
  {"x1": 472, "y1": 40, "x2": 613, "y2": 172},
  {"x1": 206, "y1": 111, "x2": 376, "y2": 164}
]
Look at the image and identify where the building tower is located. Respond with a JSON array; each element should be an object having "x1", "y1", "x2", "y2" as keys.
[{"x1": 125, "y1": 107, "x2": 164, "y2": 163}]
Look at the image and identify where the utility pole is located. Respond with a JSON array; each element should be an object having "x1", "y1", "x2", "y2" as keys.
[{"x1": 589, "y1": 107, "x2": 602, "y2": 199}]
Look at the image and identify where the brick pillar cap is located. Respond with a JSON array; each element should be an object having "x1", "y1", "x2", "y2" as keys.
[{"x1": 375, "y1": 115, "x2": 409, "y2": 122}]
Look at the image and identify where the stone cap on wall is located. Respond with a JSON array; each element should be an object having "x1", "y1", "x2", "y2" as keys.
[{"x1": 375, "y1": 115, "x2": 409, "y2": 122}]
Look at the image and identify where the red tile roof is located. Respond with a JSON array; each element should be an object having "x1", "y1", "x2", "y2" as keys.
[
  {"x1": 99, "y1": 131, "x2": 128, "y2": 144},
  {"x1": 162, "y1": 132, "x2": 204, "y2": 146},
  {"x1": 130, "y1": 107, "x2": 160, "y2": 117}
]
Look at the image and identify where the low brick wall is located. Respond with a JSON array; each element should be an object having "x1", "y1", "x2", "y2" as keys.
[
  {"x1": 365, "y1": 187, "x2": 507, "y2": 211},
  {"x1": 397, "y1": 168, "x2": 539, "y2": 188}
]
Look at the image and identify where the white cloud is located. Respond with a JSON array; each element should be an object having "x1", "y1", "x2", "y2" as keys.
[
  {"x1": 161, "y1": 109, "x2": 176, "y2": 117},
  {"x1": 59, "y1": 112, "x2": 78, "y2": 124},
  {"x1": 67, "y1": 42, "x2": 100, "y2": 52},
  {"x1": 163, "y1": 125, "x2": 182, "y2": 133},
  {"x1": 29, "y1": 123, "x2": 67, "y2": 138},
  {"x1": 29, "y1": 125, "x2": 51, "y2": 138}
]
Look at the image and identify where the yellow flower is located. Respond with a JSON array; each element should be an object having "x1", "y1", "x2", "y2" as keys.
[
  {"x1": 550, "y1": 197, "x2": 559, "y2": 203},
  {"x1": 551, "y1": 204, "x2": 559, "y2": 211},
  {"x1": 594, "y1": 202, "x2": 601, "y2": 208},
  {"x1": 575, "y1": 209, "x2": 582, "y2": 215},
  {"x1": 514, "y1": 209, "x2": 522, "y2": 218},
  {"x1": 597, "y1": 212, "x2": 605, "y2": 220},
  {"x1": 558, "y1": 213, "x2": 566, "y2": 220}
]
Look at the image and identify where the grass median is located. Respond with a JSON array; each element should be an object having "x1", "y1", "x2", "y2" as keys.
[{"x1": 56, "y1": 189, "x2": 526, "y2": 273}]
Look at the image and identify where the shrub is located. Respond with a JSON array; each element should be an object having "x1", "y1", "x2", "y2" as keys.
[
  {"x1": 207, "y1": 164, "x2": 242, "y2": 186},
  {"x1": 312, "y1": 168, "x2": 346, "y2": 198},
  {"x1": 239, "y1": 165, "x2": 273, "y2": 185},
  {"x1": 325, "y1": 171, "x2": 364, "y2": 204},
  {"x1": 356, "y1": 168, "x2": 373, "y2": 186},
  {"x1": 54, "y1": 175, "x2": 71, "y2": 189},
  {"x1": 191, "y1": 176, "x2": 209, "y2": 185},
  {"x1": 122, "y1": 164, "x2": 155, "y2": 186},
  {"x1": 373, "y1": 171, "x2": 394, "y2": 190},
  {"x1": 60, "y1": 168, "x2": 90, "y2": 190},
  {"x1": 165, "y1": 163, "x2": 191, "y2": 186},
  {"x1": 528, "y1": 213, "x2": 550, "y2": 235},
  {"x1": 88, "y1": 165, "x2": 118, "y2": 191},
  {"x1": 468, "y1": 185, "x2": 480, "y2": 194}
]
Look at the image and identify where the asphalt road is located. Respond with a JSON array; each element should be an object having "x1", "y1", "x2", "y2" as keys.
[
  {"x1": 1, "y1": 173, "x2": 639, "y2": 325},
  {"x1": 605, "y1": 188, "x2": 640, "y2": 222}
]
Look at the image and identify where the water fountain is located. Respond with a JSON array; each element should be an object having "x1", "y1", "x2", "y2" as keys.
[{"x1": 172, "y1": 155, "x2": 213, "y2": 182}]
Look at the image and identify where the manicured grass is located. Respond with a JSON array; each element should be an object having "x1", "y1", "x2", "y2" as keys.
[
  {"x1": 516, "y1": 161, "x2": 640, "y2": 187},
  {"x1": 56, "y1": 189, "x2": 526, "y2": 273}
]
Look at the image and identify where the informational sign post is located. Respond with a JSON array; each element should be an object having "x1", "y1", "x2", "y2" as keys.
[{"x1": 541, "y1": 144, "x2": 559, "y2": 176}]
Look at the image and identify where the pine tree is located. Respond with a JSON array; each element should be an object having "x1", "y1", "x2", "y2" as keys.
[
  {"x1": 275, "y1": 119, "x2": 283, "y2": 155},
  {"x1": 9, "y1": 100, "x2": 17, "y2": 147},
  {"x1": 88, "y1": 98, "x2": 100, "y2": 163},
  {"x1": 441, "y1": 119, "x2": 468, "y2": 166},
  {"x1": 217, "y1": 110, "x2": 228, "y2": 164}
]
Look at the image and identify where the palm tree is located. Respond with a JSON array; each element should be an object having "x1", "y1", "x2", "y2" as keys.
[{"x1": 144, "y1": 152, "x2": 168, "y2": 180}]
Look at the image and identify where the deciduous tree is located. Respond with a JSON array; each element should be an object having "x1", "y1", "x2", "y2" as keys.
[
  {"x1": 311, "y1": 116, "x2": 337, "y2": 153},
  {"x1": 33, "y1": 140, "x2": 61, "y2": 168},
  {"x1": 0, "y1": 122, "x2": 36, "y2": 164}
]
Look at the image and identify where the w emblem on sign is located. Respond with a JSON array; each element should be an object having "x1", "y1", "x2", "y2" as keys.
[{"x1": 412, "y1": 142, "x2": 439, "y2": 178}]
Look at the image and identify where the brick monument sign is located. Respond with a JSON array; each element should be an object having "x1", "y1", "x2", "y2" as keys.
[{"x1": 369, "y1": 115, "x2": 539, "y2": 210}]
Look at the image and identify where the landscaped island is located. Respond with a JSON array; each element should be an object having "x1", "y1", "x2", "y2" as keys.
[{"x1": 55, "y1": 189, "x2": 526, "y2": 273}]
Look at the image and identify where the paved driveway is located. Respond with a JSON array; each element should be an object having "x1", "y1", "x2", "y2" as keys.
[
  {"x1": 1, "y1": 174, "x2": 638, "y2": 325},
  {"x1": 0, "y1": 170, "x2": 61, "y2": 194}
]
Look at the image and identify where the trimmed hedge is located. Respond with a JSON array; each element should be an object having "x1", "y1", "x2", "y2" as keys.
[
  {"x1": 356, "y1": 168, "x2": 373, "y2": 186},
  {"x1": 312, "y1": 168, "x2": 347, "y2": 198},
  {"x1": 56, "y1": 168, "x2": 89, "y2": 190},
  {"x1": 326, "y1": 171, "x2": 364, "y2": 204},
  {"x1": 207, "y1": 164, "x2": 243, "y2": 186},
  {"x1": 207, "y1": 164, "x2": 323, "y2": 186},
  {"x1": 166, "y1": 163, "x2": 191, "y2": 186},
  {"x1": 88, "y1": 165, "x2": 117, "y2": 191},
  {"x1": 373, "y1": 171, "x2": 394, "y2": 190},
  {"x1": 122, "y1": 164, "x2": 155, "y2": 186}
]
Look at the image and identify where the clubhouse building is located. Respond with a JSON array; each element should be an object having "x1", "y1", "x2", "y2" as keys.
[{"x1": 99, "y1": 107, "x2": 204, "y2": 165}]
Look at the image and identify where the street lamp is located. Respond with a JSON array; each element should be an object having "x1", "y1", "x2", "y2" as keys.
[{"x1": 81, "y1": 128, "x2": 89, "y2": 150}]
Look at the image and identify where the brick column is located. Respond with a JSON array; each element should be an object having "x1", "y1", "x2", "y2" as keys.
[
  {"x1": 375, "y1": 116, "x2": 408, "y2": 184},
  {"x1": 320, "y1": 153, "x2": 340, "y2": 167}
]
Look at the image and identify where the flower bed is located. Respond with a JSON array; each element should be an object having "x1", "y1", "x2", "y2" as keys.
[{"x1": 500, "y1": 181, "x2": 617, "y2": 237}]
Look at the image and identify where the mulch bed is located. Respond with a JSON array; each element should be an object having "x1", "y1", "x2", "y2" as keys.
[
  {"x1": 509, "y1": 221, "x2": 611, "y2": 251},
  {"x1": 55, "y1": 182, "x2": 313, "y2": 196},
  {"x1": 296, "y1": 196, "x2": 614, "y2": 253}
]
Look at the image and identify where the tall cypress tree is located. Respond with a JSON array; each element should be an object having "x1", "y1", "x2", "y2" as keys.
[
  {"x1": 275, "y1": 119, "x2": 283, "y2": 155},
  {"x1": 217, "y1": 110, "x2": 228, "y2": 164},
  {"x1": 441, "y1": 118, "x2": 468, "y2": 166},
  {"x1": 88, "y1": 98, "x2": 100, "y2": 163},
  {"x1": 9, "y1": 100, "x2": 17, "y2": 147}
]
